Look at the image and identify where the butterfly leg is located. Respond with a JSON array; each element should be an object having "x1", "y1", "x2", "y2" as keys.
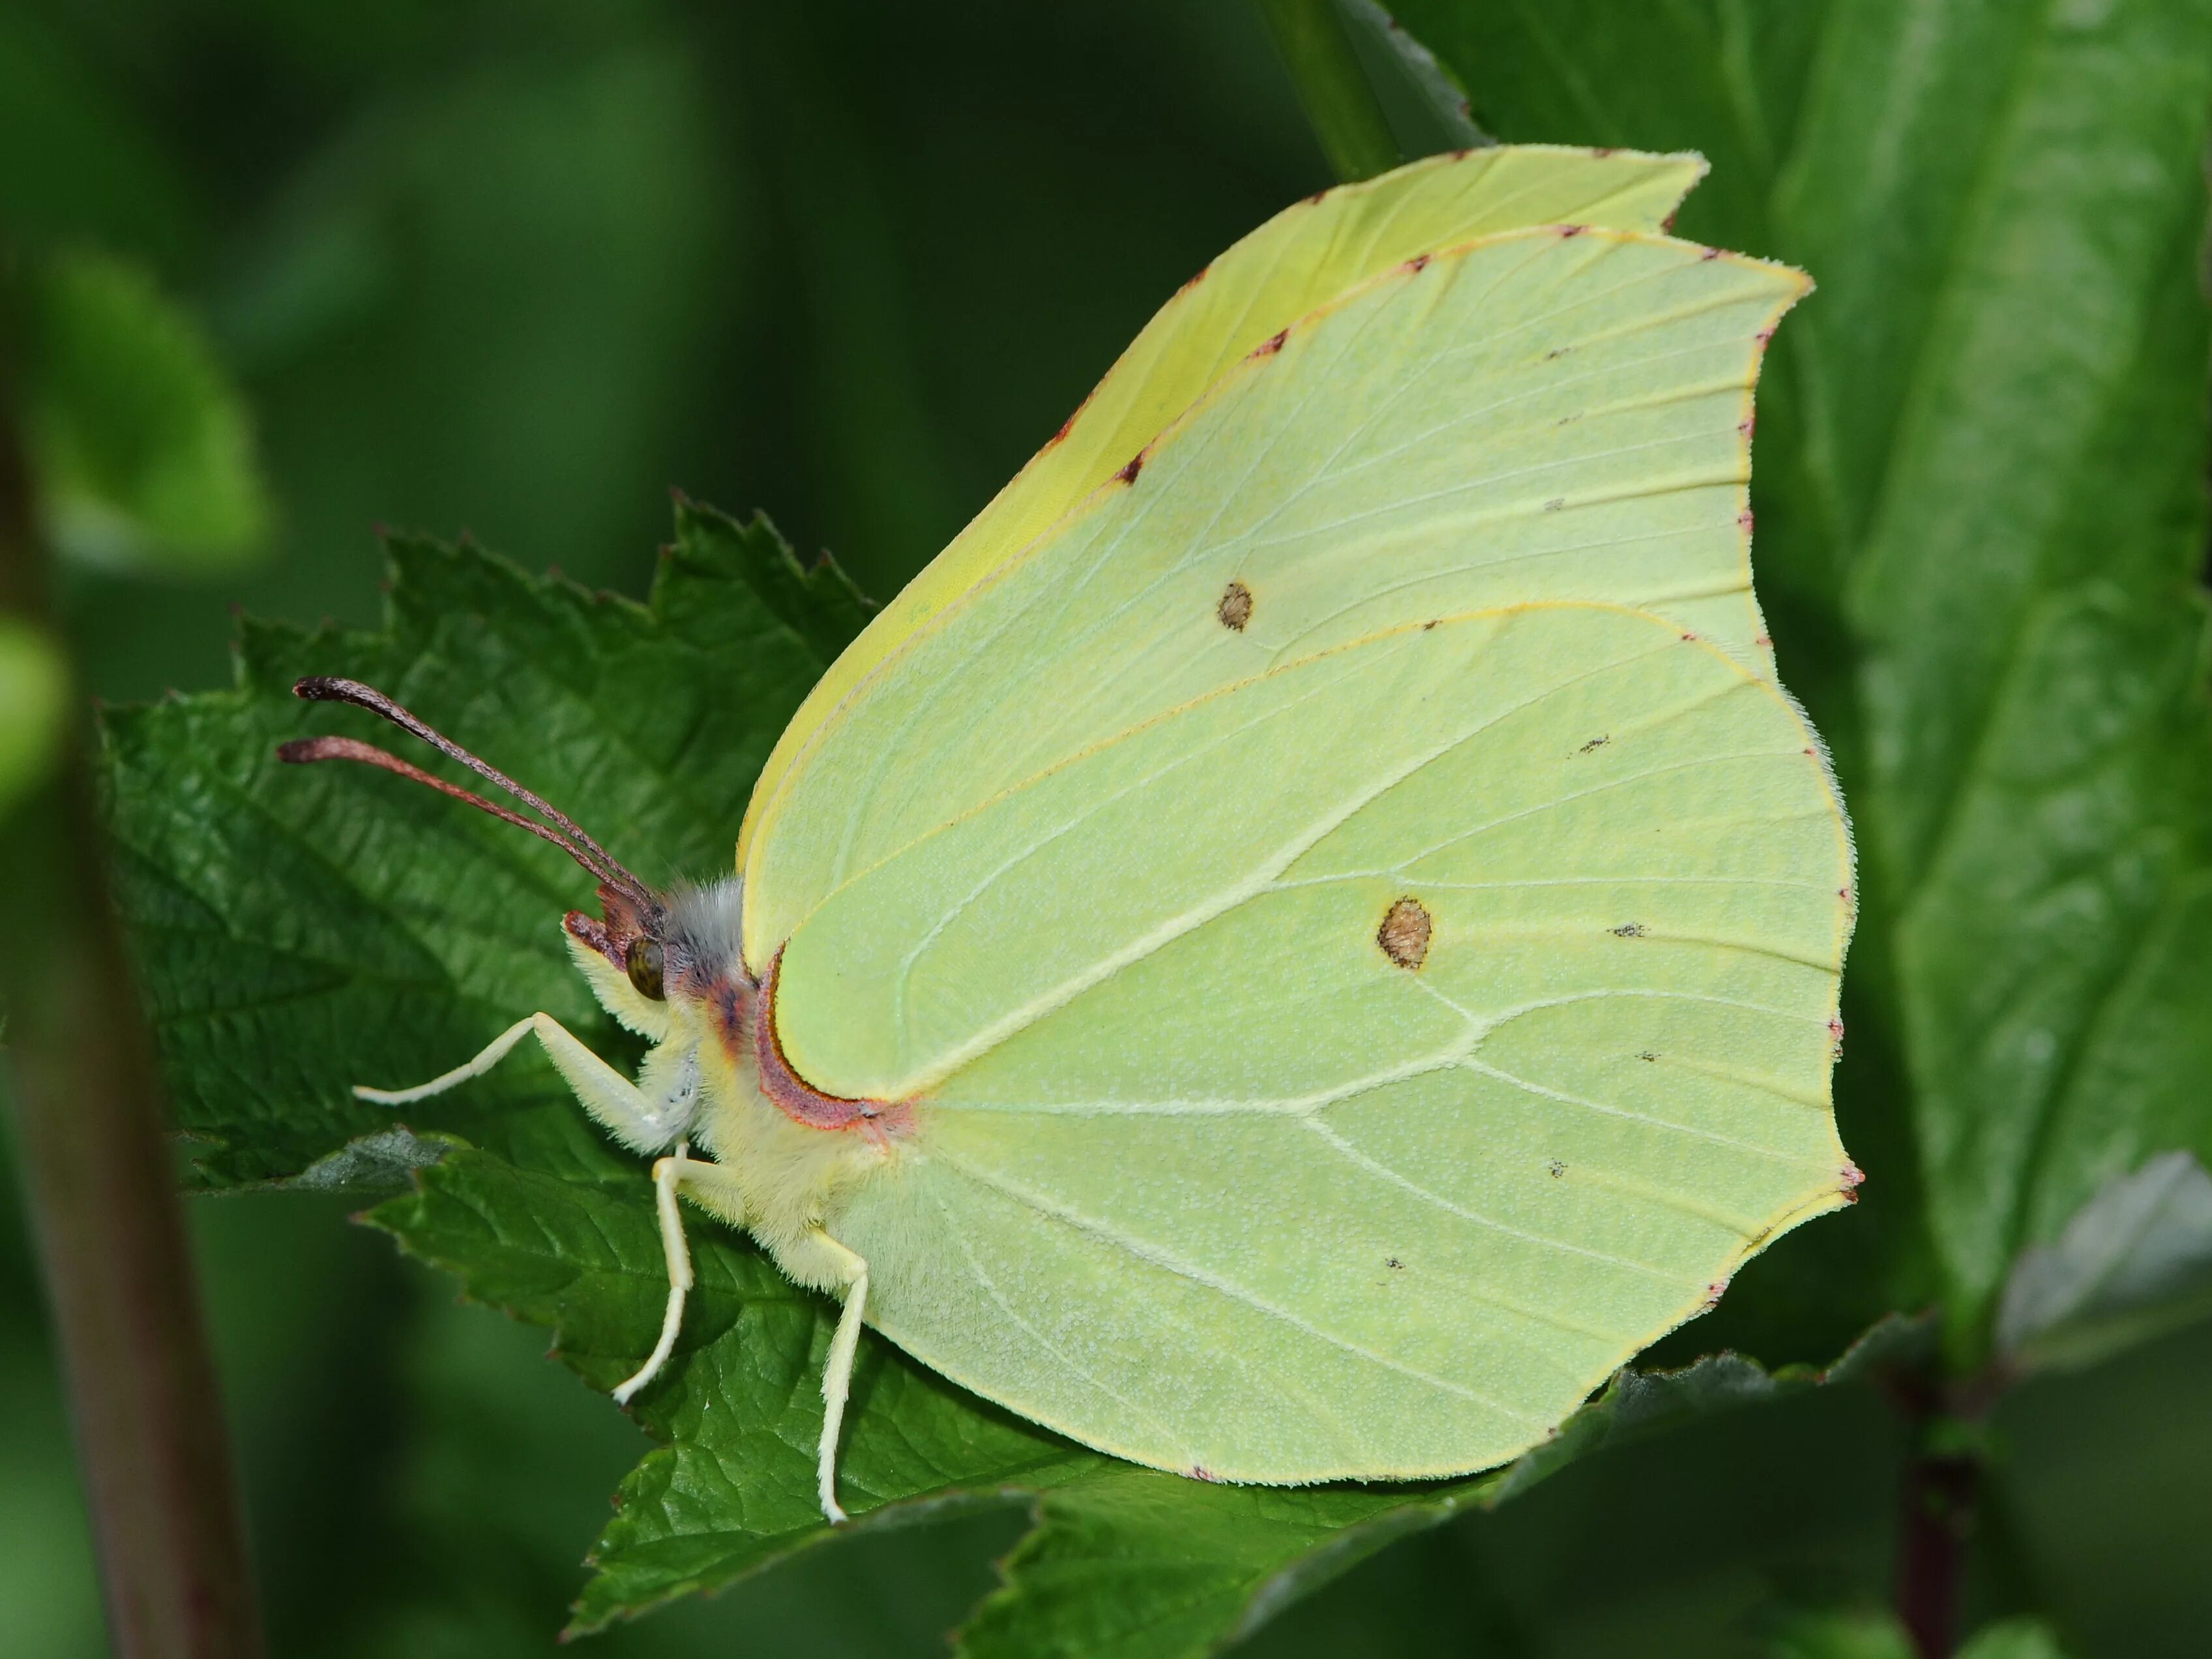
[
  {"x1": 355, "y1": 1012, "x2": 670, "y2": 1150},
  {"x1": 613, "y1": 1139, "x2": 695, "y2": 1404},
  {"x1": 609, "y1": 1153, "x2": 750, "y2": 1405},
  {"x1": 777, "y1": 1228, "x2": 870, "y2": 1523}
]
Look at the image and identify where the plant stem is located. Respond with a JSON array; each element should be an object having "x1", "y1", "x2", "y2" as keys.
[
  {"x1": 1895, "y1": 1439, "x2": 1978, "y2": 1657},
  {"x1": 1256, "y1": 0, "x2": 1402, "y2": 182},
  {"x1": 0, "y1": 372, "x2": 263, "y2": 1653},
  {"x1": 1889, "y1": 1348, "x2": 2005, "y2": 1659}
]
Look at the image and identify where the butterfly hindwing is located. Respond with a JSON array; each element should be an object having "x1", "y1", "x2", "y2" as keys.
[{"x1": 802, "y1": 604, "x2": 1849, "y2": 1479}]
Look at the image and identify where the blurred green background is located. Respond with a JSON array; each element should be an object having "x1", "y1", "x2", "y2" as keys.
[{"x1": 1, "y1": 2, "x2": 2206, "y2": 1655}]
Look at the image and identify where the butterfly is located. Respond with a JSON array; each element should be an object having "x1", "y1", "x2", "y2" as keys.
[{"x1": 284, "y1": 145, "x2": 1859, "y2": 1523}]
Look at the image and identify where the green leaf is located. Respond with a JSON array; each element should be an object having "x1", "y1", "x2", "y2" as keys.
[
  {"x1": 1765, "y1": 1609, "x2": 2071, "y2": 1659},
  {"x1": 1338, "y1": 1, "x2": 1490, "y2": 153},
  {"x1": 11, "y1": 249, "x2": 273, "y2": 573},
  {"x1": 1998, "y1": 1150, "x2": 2212, "y2": 1371},
  {"x1": 1767, "y1": 1606, "x2": 1915, "y2": 1659},
  {"x1": 107, "y1": 501, "x2": 1939, "y2": 1650},
  {"x1": 1257, "y1": 0, "x2": 1405, "y2": 181},
  {"x1": 1391, "y1": 0, "x2": 2212, "y2": 1357},
  {"x1": 1958, "y1": 1617, "x2": 2071, "y2": 1659},
  {"x1": 373, "y1": 1109, "x2": 1929, "y2": 1647},
  {"x1": 368, "y1": 1141, "x2": 1103, "y2": 1635},
  {"x1": 952, "y1": 1317, "x2": 1934, "y2": 1659},
  {"x1": 102, "y1": 500, "x2": 853, "y2": 1188},
  {"x1": 677, "y1": 490, "x2": 876, "y2": 664},
  {"x1": 0, "y1": 618, "x2": 68, "y2": 817}
]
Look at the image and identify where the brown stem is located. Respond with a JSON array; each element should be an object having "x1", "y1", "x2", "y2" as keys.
[
  {"x1": 0, "y1": 346, "x2": 263, "y2": 1653},
  {"x1": 1895, "y1": 1441, "x2": 1979, "y2": 1658},
  {"x1": 1887, "y1": 1354, "x2": 2003, "y2": 1659}
]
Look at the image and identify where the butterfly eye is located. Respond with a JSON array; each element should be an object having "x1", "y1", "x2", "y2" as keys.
[{"x1": 625, "y1": 936, "x2": 666, "y2": 1002}]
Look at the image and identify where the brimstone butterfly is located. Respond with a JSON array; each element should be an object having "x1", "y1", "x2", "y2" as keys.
[{"x1": 281, "y1": 145, "x2": 1859, "y2": 1524}]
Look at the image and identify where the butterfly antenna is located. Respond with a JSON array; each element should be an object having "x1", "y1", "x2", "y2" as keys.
[{"x1": 279, "y1": 677, "x2": 654, "y2": 907}]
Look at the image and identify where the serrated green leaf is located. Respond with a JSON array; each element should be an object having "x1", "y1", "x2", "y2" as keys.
[
  {"x1": 107, "y1": 498, "x2": 1944, "y2": 1649},
  {"x1": 673, "y1": 494, "x2": 876, "y2": 665},
  {"x1": 12, "y1": 248, "x2": 272, "y2": 573},
  {"x1": 102, "y1": 507, "x2": 855, "y2": 1188},
  {"x1": 376, "y1": 1118, "x2": 1924, "y2": 1648},
  {"x1": 366, "y1": 1141, "x2": 1102, "y2": 1635},
  {"x1": 1998, "y1": 1150, "x2": 2212, "y2": 1371},
  {"x1": 1392, "y1": 0, "x2": 2212, "y2": 1358},
  {"x1": 0, "y1": 618, "x2": 68, "y2": 817},
  {"x1": 954, "y1": 1316, "x2": 1934, "y2": 1659},
  {"x1": 100, "y1": 513, "x2": 1101, "y2": 1632}
]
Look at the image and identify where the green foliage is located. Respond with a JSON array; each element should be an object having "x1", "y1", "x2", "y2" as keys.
[
  {"x1": 0, "y1": 618, "x2": 66, "y2": 816},
  {"x1": 1997, "y1": 1152, "x2": 2212, "y2": 1372},
  {"x1": 106, "y1": 509, "x2": 1928, "y2": 1651},
  {"x1": 1389, "y1": 0, "x2": 2212, "y2": 1361},
  {"x1": 1956, "y1": 1619, "x2": 2072, "y2": 1659},
  {"x1": 10, "y1": 250, "x2": 271, "y2": 573},
  {"x1": 1768, "y1": 1606, "x2": 1916, "y2": 1659},
  {"x1": 1767, "y1": 1609, "x2": 2069, "y2": 1659},
  {"x1": 103, "y1": 502, "x2": 830, "y2": 1187},
  {"x1": 958, "y1": 1321, "x2": 1929, "y2": 1659},
  {"x1": 83, "y1": 0, "x2": 2212, "y2": 1651},
  {"x1": 1257, "y1": 0, "x2": 1404, "y2": 180}
]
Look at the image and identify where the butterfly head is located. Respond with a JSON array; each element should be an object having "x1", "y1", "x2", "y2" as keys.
[{"x1": 560, "y1": 876, "x2": 750, "y2": 1045}]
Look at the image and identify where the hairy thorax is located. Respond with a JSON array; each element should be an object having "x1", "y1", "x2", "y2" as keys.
[{"x1": 655, "y1": 886, "x2": 912, "y2": 1287}]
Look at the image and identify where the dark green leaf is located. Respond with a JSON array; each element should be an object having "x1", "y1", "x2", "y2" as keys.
[
  {"x1": 103, "y1": 512, "x2": 855, "y2": 1188},
  {"x1": 954, "y1": 1317, "x2": 1934, "y2": 1659},
  {"x1": 673, "y1": 495, "x2": 876, "y2": 666},
  {"x1": 1339, "y1": 1, "x2": 1490, "y2": 153},
  {"x1": 378, "y1": 1112, "x2": 1922, "y2": 1648},
  {"x1": 1998, "y1": 1151, "x2": 2212, "y2": 1371},
  {"x1": 1392, "y1": 0, "x2": 2212, "y2": 1356},
  {"x1": 368, "y1": 1141, "x2": 1104, "y2": 1635},
  {"x1": 11, "y1": 249, "x2": 272, "y2": 573},
  {"x1": 108, "y1": 507, "x2": 1943, "y2": 1648},
  {"x1": 1257, "y1": 0, "x2": 1406, "y2": 181}
]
